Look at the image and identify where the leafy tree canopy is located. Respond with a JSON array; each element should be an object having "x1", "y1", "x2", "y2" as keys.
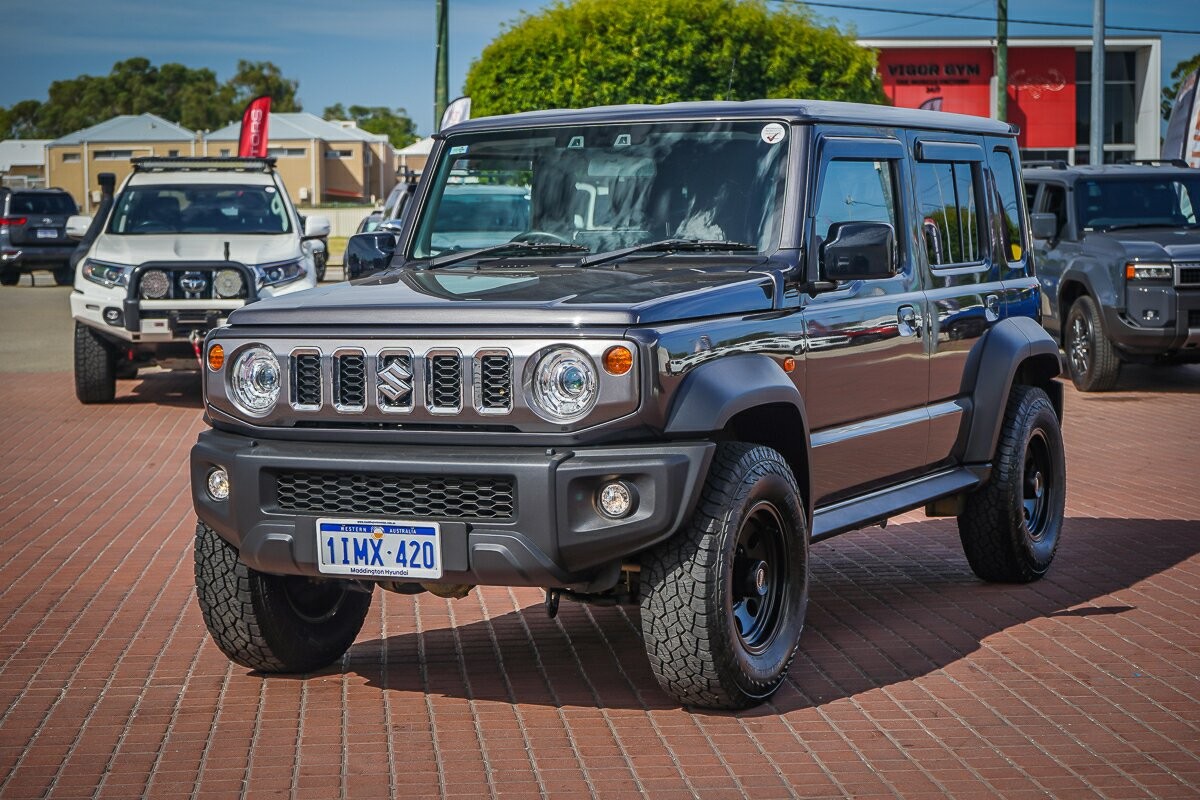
[
  {"x1": 0, "y1": 58, "x2": 302, "y2": 139},
  {"x1": 1163, "y1": 52, "x2": 1200, "y2": 121},
  {"x1": 465, "y1": 0, "x2": 885, "y2": 117},
  {"x1": 323, "y1": 104, "x2": 419, "y2": 148}
]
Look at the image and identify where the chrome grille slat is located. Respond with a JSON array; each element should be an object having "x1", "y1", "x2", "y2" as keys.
[
  {"x1": 476, "y1": 351, "x2": 513, "y2": 412},
  {"x1": 291, "y1": 350, "x2": 322, "y2": 410},
  {"x1": 334, "y1": 350, "x2": 367, "y2": 412},
  {"x1": 427, "y1": 351, "x2": 463, "y2": 413}
]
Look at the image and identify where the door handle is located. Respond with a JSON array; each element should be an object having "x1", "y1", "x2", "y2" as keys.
[
  {"x1": 985, "y1": 293, "x2": 1001, "y2": 322},
  {"x1": 897, "y1": 304, "x2": 921, "y2": 337}
]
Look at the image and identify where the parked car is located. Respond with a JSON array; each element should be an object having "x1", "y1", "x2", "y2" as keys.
[
  {"x1": 191, "y1": 100, "x2": 1065, "y2": 710},
  {"x1": 1024, "y1": 160, "x2": 1200, "y2": 390},
  {"x1": 68, "y1": 156, "x2": 329, "y2": 403},
  {"x1": 0, "y1": 187, "x2": 79, "y2": 285},
  {"x1": 356, "y1": 177, "x2": 419, "y2": 234}
]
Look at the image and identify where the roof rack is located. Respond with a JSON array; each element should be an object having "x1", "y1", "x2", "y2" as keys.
[
  {"x1": 1024, "y1": 160, "x2": 1069, "y2": 170},
  {"x1": 1119, "y1": 158, "x2": 1190, "y2": 168},
  {"x1": 131, "y1": 156, "x2": 277, "y2": 173}
]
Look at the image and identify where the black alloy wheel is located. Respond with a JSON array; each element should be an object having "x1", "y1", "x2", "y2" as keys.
[
  {"x1": 730, "y1": 501, "x2": 789, "y2": 654},
  {"x1": 1065, "y1": 295, "x2": 1120, "y2": 391}
]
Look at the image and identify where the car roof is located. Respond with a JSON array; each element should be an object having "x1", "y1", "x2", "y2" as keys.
[
  {"x1": 1023, "y1": 164, "x2": 1198, "y2": 180},
  {"x1": 442, "y1": 99, "x2": 1015, "y2": 138}
]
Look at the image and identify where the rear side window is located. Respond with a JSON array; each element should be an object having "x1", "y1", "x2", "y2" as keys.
[
  {"x1": 1043, "y1": 185, "x2": 1068, "y2": 238},
  {"x1": 991, "y1": 149, "x2": 1025, "y2": 263},
  {"x1": 9, "y1": 193, "x2": 77, "y2": 215},
  {"x1": 915, "y1": 161, "x2": 981, "y2": 266}
]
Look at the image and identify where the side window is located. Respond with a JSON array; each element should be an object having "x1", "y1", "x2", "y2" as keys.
[
  {"x1": 1025, "y1": 181, "x2": 1039, "y2": 211},
  {"x1": 813, "y1": 158, "x2": 898, "y2": 243},
  {"x1": 1043, "y1": 185, "x2": 1068, "y2": 239},
  {"x1": 991, "y1": 149, "x2": 1025, "y2": 263},
  {"x1": 914, "y1": 161, "x2": 981, "y2": 266}
]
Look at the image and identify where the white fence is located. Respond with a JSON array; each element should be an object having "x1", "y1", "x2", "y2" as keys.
[{"x1": 314, "y1": 206, "x2": 375, "y2": 237}]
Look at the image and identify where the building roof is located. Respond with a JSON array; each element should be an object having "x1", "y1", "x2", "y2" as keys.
[
  {"x1": 0, "y1": 140, "x2": 50, "y2": 170},
  {"x1": 207, "y1": 112, "x2": 390, "y2": 144},
  {"x1": 50, "y1": 113, "x2": 194, "y2": 145},
  {"x1": 397, "y1": 137, "x2": 434, "y2": 156}
]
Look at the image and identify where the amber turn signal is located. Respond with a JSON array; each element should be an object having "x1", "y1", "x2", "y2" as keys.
[
  {"x1": 783, "y1": 356, "x2": 796, "y2": 373},
  {"x1": 603, "y1": 345, "x2": 634, "y2": 375},
  {"x1": 207, "y1": 344, "x2": 225, "y2": 371}
]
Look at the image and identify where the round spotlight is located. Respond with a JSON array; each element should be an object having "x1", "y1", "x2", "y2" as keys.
[
  {"x1": 597, "y1": 480, "x2": 637, "y2": 519},
  {"x1": 213, "y1": 269, "x2": 244, "y2": 299},
  {"x1": 207, "y1": 468, "x2": 230, "y2": 501},
  {"x1": 140, "y1": 269, "x2": 170, "y2": 299}
]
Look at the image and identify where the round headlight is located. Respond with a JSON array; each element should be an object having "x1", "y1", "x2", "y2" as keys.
[
  {"x1": 529, "y1": 347, "x2": 597, "y2": 421},
  {"x1": 213, "y1": 269, "x2": 244, "y2": 299},
  {"x1": 230, "y1": 346, "x2": 281, "y2": 416},
  {"x1": 140, "y1": 269, "x2": 170, "y2": 299}
]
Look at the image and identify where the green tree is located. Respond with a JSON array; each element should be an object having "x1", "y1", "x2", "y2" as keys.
[
  {"x1": 323, "y1": 104, "x2": 419, "y2": 148},
  {"x1": 464, "y1": 0, "x2": 885, "y2": 117},
  {"x1": 1163, "y1": 52, "x2": 1200, "y2": 120},
  {"x1": 0, "y1": 100, "x2": 43, "y2": 139},
  {"x1": 228, "y1": 60, "x2": 301, "y2": 113}
]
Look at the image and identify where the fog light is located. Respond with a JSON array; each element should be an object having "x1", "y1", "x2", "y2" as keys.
[
  {"x1": 597, "y1": 480, "x2": 636, "y2": 519},
  {"x1": 207, "y1": 468, "x2": 230, "y2": 501},
  {"x1": 1143, "y1": 309, "x2": 1159, "y2": 321},
  {"x1": 102, "y1": 307, "x2": 124, "y2": 326}
]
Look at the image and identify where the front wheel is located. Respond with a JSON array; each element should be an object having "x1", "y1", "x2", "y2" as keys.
[
  {"x1": 194, "y1": 521, "x2": 372, "y2": 673},
  {"x1": 958, "y1": 385, "x2": 1066, "y2": 582},
  {"x1": 640, "y1": 442, "x2": 808, "y2": 709},
  {"x1": 74, "y1": 322, "x2": 116, "y2": 403},
  {"x1": 1065, "y1": 295, "x2": 1120, "y2": 391},
  {"x1": 53, "y1": 265, "x2": 74, "y2": 286},
  {"x1": 0, "y1": 267, "x2": 19, "y2": 286}
]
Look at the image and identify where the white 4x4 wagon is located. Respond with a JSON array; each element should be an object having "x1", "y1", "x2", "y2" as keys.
[{"x1": 68, "y1": 157, "x2": 329, "y2": 403}]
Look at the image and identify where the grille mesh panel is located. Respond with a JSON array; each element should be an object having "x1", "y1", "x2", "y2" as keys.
[
  {"x1": 336, "y1": 354, "x2": 366, "y2": 408},
  {"x1": 430, "y1": 355, "x2": 462, "y2": 409},
  {"x1": 1189, "y1": 309, "x2": 1200, "y2": 328},
  {"x1": 1178, "y1": 265, "x2": 1200, "y2": 286},
  {"x1": 479, "y1": 354, "x2": 512, "y2": 410},
  {"x1": 294, "y1": 354, "x2": 321, "y2": 407},
  {"x1": 276, "y1": 471, "x2": 515, "y2": 520}
]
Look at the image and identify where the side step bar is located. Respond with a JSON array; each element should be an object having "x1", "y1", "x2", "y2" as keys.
[{"x1": 811, "y1": 465, "x2": 991, "y2": 542}]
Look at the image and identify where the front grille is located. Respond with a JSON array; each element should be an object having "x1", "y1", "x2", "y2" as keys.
[
  {"x1": 335, "y1": 352, "x2": 367, "y2": 410},
  {"x1": 429, "y1": 354, "x2": 462, "y2": 411},
  {"x1": 1178, "y1": 264, "x2": 1200, "y2": 287},
  {"x1": 1189, "y1": 309, "x2": 1200, "y2": 328},
  {"x1": 478, "y1": 353, "x2": 513, "y2": 411},
  {"x1": 293, "y1": 353, "x2": 321, "y2": 408},
  {"x1": 275, "y1": 471, "x2": 515, "y2": 520}
]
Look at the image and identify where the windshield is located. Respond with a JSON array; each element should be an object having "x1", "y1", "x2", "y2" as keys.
[
  {"x1": 1077, "y1": 176, "x2": 1200, "y2": 230},
  {"x1": 10, "y1": 193, "x2": 77, "y2": 215},
  {"x1": 108, "y1": 183, "x2": 293, "y2": 235},
  {"x1": 410, "y1": 120, "x2": 790, "y2": 259}
]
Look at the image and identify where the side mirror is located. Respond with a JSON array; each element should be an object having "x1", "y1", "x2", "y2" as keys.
[
  {"x1": 1030, "y1": 212, "x2": 1058, "y2": 241},
  {"x1": 820, "y1": 221, "x2": 897, "y2": 282},
  {"x1": 66, "y1": 215, "x2": 93, "y2": 239},
  {"x1": 304, "y1": 215, "x2": 331, "y2": 239},
  {"x1": 345, "y1": 232, "x2": 397, "y2": 279}
]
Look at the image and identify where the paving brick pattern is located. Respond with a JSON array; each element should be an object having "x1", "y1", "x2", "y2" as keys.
[{"x1": 0, "y1": 366, "x2": 1198, "y2": 799}]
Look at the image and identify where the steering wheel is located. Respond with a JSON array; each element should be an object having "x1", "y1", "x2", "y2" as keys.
[{"x1": 510, "y1": 230, "x2": 571, "y2": 245}]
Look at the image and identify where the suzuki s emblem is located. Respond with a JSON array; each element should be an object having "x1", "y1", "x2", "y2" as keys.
[{"x1": 377, "y1": 359, "x2": 413, "y2": 403}]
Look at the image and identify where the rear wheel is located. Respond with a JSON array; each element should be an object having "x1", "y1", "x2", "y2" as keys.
[
  {"x1": 0, "y1": 267, "x2": 19, "y2": 286},
  {"x1": 640, "y1": 442, "x2": 808, "y2": 709},
  {"x1": 1065, "y1": 295, "x2": 1120, "y2": 391},
  {"x1": 958, "y1": 385, "x2": 1065, "y2": 582},
  {"x1": 194, "y1": 521, "x2": 372, "y2": 673},
  {"x1": 73, "y1": 322, "x2": 116, "y2": 403}
]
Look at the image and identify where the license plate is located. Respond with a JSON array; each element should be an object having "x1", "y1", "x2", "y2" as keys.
[
  {"x1": 36, "y1": 228, "x2": 58, "y2": 239},
  {"x1": 316, "y1": 518, "x2": 442, "y2": 580}
]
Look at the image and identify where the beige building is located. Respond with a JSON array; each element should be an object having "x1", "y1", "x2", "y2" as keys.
[
  {"x1": 206, "y1": 113, "x2": 395, "y2": 206},
  {"x1": 46, "y1": 114, "x2": 198, "y2": 212},
  {"x1": 0, "y1": 140, "x2": 51, "y2": 189}
]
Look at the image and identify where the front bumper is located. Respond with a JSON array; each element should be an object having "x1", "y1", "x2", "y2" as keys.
[
  {"x1": 191, "y1": 429, "x2": 714, "y2": 589},
  {"x1": 1105, "y1": 287, "x2": 1200, "y2": 357}
]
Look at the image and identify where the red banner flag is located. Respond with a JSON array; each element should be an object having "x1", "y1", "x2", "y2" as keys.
[{"x1": 237, "y1": 95, "x2": 271, "y2": 158}]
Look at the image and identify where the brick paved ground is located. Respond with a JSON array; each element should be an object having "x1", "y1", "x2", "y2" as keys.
[{"x1": 0, "y1": 314, "x2": 1198, "y2": 797}]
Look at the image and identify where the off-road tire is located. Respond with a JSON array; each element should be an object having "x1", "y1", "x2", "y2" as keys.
[
  {"x1": 194, "y1": 521, "x2": 372, "y2": 673},
  {"x1": 958, "y1": 385, "x2": 1065, "y2": 582},
  {"x1": 1065, "y1": 295, "x2": 1120, "y2": 391},
  {"x1": 0, "y1": 267, "x2": 19, "y2": 286},
  {"x1": 640, "y1": 442, "x2": 808, "y2": 709},
  {"x1": 52, "y1": 265, "x2": 74, "y2": 286},
  {"x1": 74, "y1": 322, "x2": 116, "y2": 404}
]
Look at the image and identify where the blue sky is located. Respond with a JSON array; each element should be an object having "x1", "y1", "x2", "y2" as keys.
[{"x1": 1, "y1": 0, "x2": 1196, "y2": 136}]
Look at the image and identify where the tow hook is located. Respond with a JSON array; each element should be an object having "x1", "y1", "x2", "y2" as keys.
[
  {"x1": 190, "y1": 330, "x2": 204, "y2": 366},
  {"x1": 545, "y1": 589, "x2": 561, "y2": 618}
]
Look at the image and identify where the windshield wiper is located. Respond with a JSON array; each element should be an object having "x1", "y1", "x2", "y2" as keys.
[
  {"x1": 577, "y1": 238, "x2": 758, "y2": 268},
  {"x1": 1097, "y1": 222, "x2": 1183, "y2": 232},
  {"x1": 425, "y1": 241, "x2": 587, "y2": 269}
]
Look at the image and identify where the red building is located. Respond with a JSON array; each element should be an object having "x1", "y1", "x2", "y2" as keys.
[{"x1": 861, "y1": 37, "x2": 1161, "y2": 165}]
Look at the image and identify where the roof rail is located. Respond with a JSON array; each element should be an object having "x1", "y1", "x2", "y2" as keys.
[
  {"x1": 131, "y1": 156, "x2": 277, "y2": 173},
  {"x1": 1024, "y1": 159, "x2": 1069, "y2": 170},
  {"x1": 1119, "y1": 158, "x2": 1190, "y2": 168}
]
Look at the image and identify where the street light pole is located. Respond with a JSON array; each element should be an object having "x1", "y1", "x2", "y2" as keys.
[
  {"x1": 1090, "y1": 0, "x2": 1105, "y2": 163},
  {"x1": 435, "y1": 0, "x2": 449, "y2": 132},
  {"x1": 996, "y1": 0, "x2": 1008, "y2": 122}
]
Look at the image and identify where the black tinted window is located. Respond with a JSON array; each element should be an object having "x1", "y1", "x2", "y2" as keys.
[
  {"x1": 9, "y1": 193, "x2": 77, "y2": 215},
  {"x1": 1077, "y1": 177, "x2": 1200, "y2": 230},
  {"x1": 991, "y1": 149, "x2": 1024, "y2": 263},
  {"x1": 915, "y1": 161, "x2": 981, "y2": 265}
]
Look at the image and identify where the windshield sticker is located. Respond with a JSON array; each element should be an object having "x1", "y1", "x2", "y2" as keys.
[
  {"x1": 760, "y1": 123, "x2": 786, "y2": 144},
  {"x1": 448, "y1": 145, "x2": 469, "y2": 156},
  {"x1": 567, "y1": 135, "x2": 584, "y2": 149},
  {"x1": 264, "y1": 186, "x2": 276, "y2": 193},
  {"x1": 613, "y1": 133, "x2": 631, "y2": 148}
]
